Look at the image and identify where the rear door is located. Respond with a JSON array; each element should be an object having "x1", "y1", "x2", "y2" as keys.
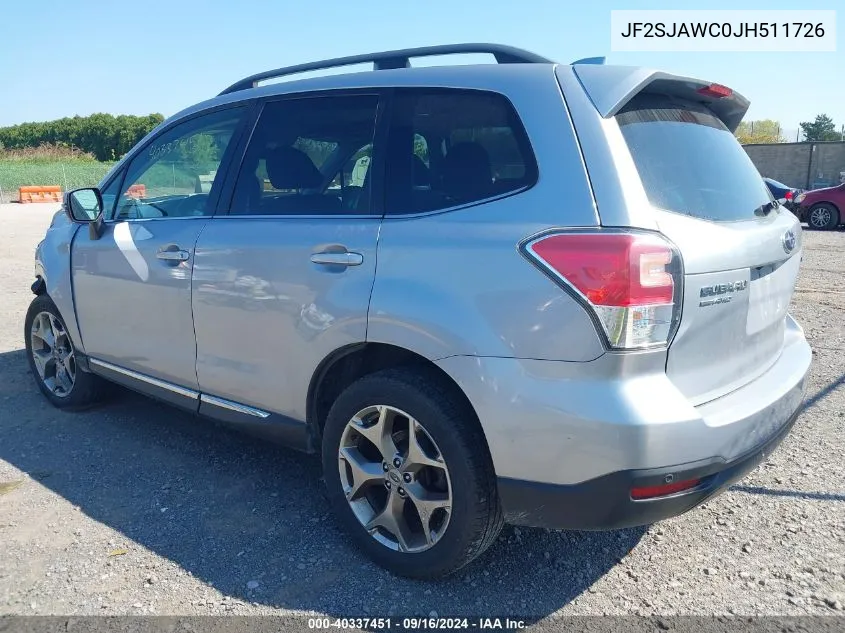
[
  {"x1": 191, "y1": 92, "x2": 384, "y2": 421},
  {"x1": 615, "y1": 94, "x2": 802, "y2": 405}
]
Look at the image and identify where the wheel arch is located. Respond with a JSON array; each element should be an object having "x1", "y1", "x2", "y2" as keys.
[
  {"x1": 307, "y1": 342, "x2": 487, "y2": 457},
  {"x1": 810, "y1": 199, "x2": 841, "y2": 211}
]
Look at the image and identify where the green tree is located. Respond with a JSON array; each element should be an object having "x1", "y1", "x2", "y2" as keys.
[
  {"x1": 0, "y1": 113, "x2": 165, "y2": 160},
  {"x1": 413, "y1": 134, "x2": 429, "y2": 163},
  {"x1": 800, "y1": 114, "x2": 842, "y2": 141},
  {"x1": 735, "y1": 120, "x2": 785, "y2": 144},
  {"x1": 294, "y1": 138, "x2": 336, "y2": 168},
  {"x1": 178, "y1": 134, "x2": 217, "y2": 171}
]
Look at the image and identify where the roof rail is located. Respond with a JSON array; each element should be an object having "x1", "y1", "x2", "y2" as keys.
[
  {"x1": 572, "y1": 56, "x2": 606, "y2": 65},
  {"x1": 218, "y1": 43, "x2": 554, "y2": 96}
]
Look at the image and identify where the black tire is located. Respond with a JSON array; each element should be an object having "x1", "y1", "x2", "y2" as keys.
[
  {"x1": 807, "y1": 203, "x2": 840, "y2": 230},
  {"x1": 322, "y1": 367, "x2": 503, "y2": 578},
  {"x1": 24, "y1": 294, "x2": 108, "y2": 409}
]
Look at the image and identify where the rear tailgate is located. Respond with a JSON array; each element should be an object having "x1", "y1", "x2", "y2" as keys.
[
  {"x1": 653, "y1": 208, "x2": 801, "y2": 405},
  {"x1": 565, "y1": 65, "x2": 802, "y2": 405}
]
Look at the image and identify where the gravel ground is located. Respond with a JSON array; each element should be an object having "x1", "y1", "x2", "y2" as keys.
[{"x1": 0, "y1": 203, "x2": 843, "y2": 619}]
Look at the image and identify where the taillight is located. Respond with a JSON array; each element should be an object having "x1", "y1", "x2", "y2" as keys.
[
  {"x1": 784, "y1": 191, "x2": 793, "y2": 201},
  {"x1": 521, "y1": 231, "x2": 683, "y2": 350}
]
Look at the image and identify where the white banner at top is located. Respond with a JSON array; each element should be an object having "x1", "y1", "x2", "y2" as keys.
[{"x1": 610, "y1": 10, "x2": 837, "y2": 52}]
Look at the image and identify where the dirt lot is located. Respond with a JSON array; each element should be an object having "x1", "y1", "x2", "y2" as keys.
[{"x1": 0, "y1": 203, "x2": 843, "y2": 619}]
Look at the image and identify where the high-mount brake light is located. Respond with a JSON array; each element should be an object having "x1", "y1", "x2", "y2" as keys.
[
  {"x1": 522, "y1": 231, "x2": 683, "y2": 350},
  {"x1": 696, "y1": 84, "x2": 733, "y2": 99}
]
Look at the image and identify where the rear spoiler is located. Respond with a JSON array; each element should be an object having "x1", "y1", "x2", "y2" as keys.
[{"x1": 571, "y1": 64, "x2": 750, "y2": 132}]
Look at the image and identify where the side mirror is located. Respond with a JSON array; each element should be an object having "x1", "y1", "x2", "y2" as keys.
[{"x1": 64, "y1": 188, "x2": 105, "y2": 240}]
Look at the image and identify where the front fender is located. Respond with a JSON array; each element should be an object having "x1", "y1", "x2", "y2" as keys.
[{"x1": 33, "y1": 221, "x2": 85, "y2": 353}]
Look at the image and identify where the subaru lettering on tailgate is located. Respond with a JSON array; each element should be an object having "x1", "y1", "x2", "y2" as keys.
[{"x1": 699, "y1": 280, "x2": 748, "y2": 306}]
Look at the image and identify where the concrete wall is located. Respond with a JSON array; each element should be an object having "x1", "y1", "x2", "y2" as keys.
[{"x1": 744, "y1": 141, "x2": 845, "y2": 190}]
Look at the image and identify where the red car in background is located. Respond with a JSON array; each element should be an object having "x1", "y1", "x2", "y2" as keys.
[{"x1": 795, "y1": 183, "x2": 845, "y2": 230}]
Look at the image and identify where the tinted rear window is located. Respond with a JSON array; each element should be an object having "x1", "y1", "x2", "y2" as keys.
[
  {"x1": 385, "y1": 89, "x2": 537, "y2": 214},
  {"x1": 617, "y1": 95, "x2": 772, "y2": 222}
]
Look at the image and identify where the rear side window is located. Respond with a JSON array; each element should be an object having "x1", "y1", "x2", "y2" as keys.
[
  {"x1": 385, "y1": 89, "x2": 537, "y2": 214},
  {"x1": 617, "y1": 94, "x2": 772, "y2": 222},
  {"x1": 230, "y1": 94, "x2": 379, "y2": 215}
]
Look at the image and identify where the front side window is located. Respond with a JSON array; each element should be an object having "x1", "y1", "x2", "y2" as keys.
[
  {"x1": 112, "y1": 107, "x2": 245, "y2": 220},
  {"x1": 385, "y1": 90, "x2": 537, "y2": 214},
  {"x1": 230, "y1": 95, "x2": 380, "y2": 215}
]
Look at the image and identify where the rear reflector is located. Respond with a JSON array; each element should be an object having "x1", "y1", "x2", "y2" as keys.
[
  {"x1": 521, "y1": 231, "x2": 683, "y2": 349},
  {"x1": 631, "y1": 478, "x2": 701, "y2": 500}
]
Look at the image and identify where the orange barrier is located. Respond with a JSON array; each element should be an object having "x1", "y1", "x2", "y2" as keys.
[
  {"x1": 19, "y1": 185, "x2": 62, "y2": 204},
  {"x1": 125, "y1": 184, "x2": 146, "y2": 199}
]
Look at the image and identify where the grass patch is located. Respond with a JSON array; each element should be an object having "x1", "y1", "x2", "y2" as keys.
[{"x1": 0, "y1": 157, "x2": 115, "y2": 202}]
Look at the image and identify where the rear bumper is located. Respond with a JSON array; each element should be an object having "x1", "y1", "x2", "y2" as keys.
[
  {"x1": 436, "y1": 315, "x2": 811, "y2": 529},
  {"x1": 498, "y1": 405, "x2": 801, "y2": 530}
]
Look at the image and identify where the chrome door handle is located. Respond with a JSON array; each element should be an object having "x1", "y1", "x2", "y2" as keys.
[
  {"x1": 310, "y1": 251, "x2": 364, "y2": 267},
  {"x1": 156, "y1": 246, "x2": 190, "y2": 262}
]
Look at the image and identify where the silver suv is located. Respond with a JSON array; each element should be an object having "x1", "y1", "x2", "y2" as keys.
[{"x1": 26, "y1": 44, "x2": 811, "y2": 579}]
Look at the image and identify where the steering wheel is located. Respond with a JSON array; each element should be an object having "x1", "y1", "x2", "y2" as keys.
[
  {"x1": 118, "y1": 195, "x2": 168, "y2": 219},
  {"x1": 144, "y1": 201, "x2": 170, "y2": 217}
]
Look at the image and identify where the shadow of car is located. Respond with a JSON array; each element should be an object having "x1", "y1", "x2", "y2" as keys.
[{"x1": 0, "y1": 347, "x2": 646, "y2": 618}]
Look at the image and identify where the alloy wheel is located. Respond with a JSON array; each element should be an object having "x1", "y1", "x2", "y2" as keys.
[
  {"x1": 29, "y1": 311, "x2": 76, "y2": 397},
  {"x1": 338, "y1": 405, "x2": 452, "y2": 553},
  {"x1": 809, "y1": 206, "x2": 832, "y2": 229}
]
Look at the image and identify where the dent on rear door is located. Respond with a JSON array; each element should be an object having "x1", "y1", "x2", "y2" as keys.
[
  {"x1": 191, "y1": 217, "x2": 379, "y2": 421},
  {"x1": 191, "y1": 91, "x2": 385, "y2": 422}
]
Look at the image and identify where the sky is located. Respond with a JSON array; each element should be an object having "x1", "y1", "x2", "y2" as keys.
[{"x1": 0, "y1": 0, "x2": 841, "y2": 138}]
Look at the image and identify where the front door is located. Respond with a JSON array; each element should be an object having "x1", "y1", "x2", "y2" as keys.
[
  {"x1": 191, "y1": 93, "x2": 383, "y2": 423},
  {"x1": 71, "y1": 106, "x2": 247, "y2": 394}
]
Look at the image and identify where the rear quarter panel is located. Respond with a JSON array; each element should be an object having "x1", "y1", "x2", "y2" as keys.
[
  {"x1": 819, "y1": 186, "x2": 845, "y2": 210},
  {"x1": 368, "y1": 194, "x2": 606, "y2": 362},
  {"x1": 368, "y1": 70, "x2": 609, "y2": 361}
]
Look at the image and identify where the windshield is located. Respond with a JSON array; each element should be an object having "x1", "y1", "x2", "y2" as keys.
[{"x1": 617, "y1": 94, "x2": 772, "y2": 222}]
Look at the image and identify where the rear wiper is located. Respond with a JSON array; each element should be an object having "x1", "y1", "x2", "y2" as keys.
[{"x1": 754, "y1": 199, "x2": 780, "y2": 216}]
